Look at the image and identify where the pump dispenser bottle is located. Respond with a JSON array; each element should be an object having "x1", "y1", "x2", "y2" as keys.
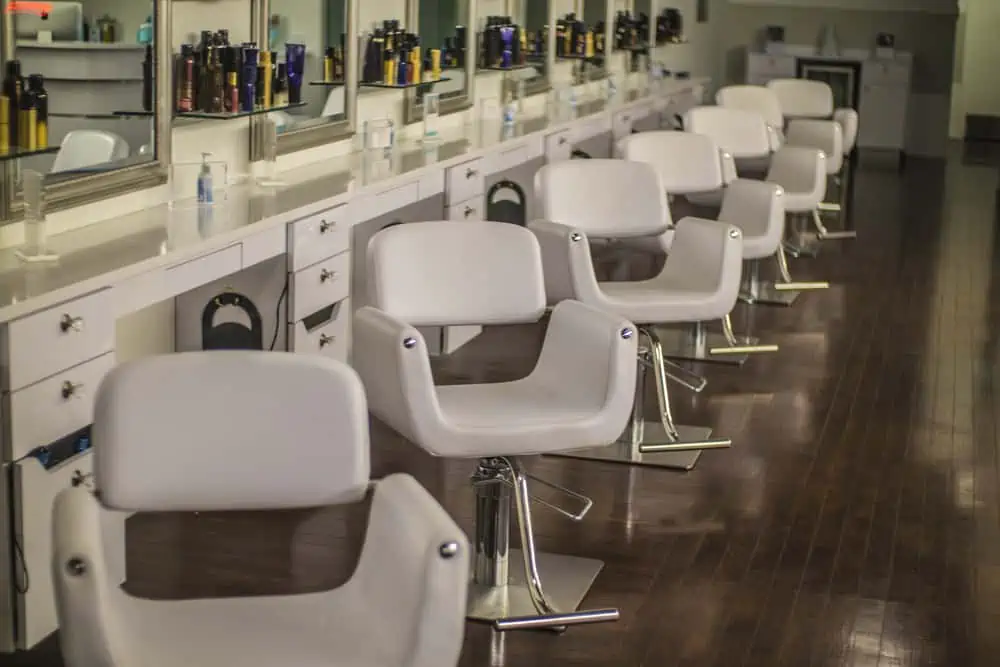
[{"x1": 197, "y1": 153, "x2": 213, "y2": 205}]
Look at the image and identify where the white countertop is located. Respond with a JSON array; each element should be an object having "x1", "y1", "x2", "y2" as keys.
[{"x1": 0, "y1": 79, "x2": 704, "y2": 323}]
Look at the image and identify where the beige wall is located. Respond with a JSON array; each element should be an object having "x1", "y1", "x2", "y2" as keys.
[{"x1": 950, "y1": 0, "x2": 1000, "y2": 137}]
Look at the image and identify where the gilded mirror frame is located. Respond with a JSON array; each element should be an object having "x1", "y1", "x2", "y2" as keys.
[
  {"x1": 0, "y1": 0, "x2": 172, "y2": 223},
  {"x1": 253, "y1": 0, "x2": 358, "y2": 158}
]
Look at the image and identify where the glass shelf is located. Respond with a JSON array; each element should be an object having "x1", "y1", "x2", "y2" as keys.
[
  {"x1": 111, "y1": 110, "x2": 155, "y2": 117},
  {"x1": 361, "y1": 77, "x2": 451, "y2": 90},
  {"x1": 0, "y1": 145, "x2": 61, "y2": 162},
  {"x1": 480, "y1": 64, "x2": 536, "y2": 72},
  {"x1": 615, "y1": 44, "x2": 650, "y2": 53},
  {"x1": 175, "y1": 101, "x2": 308, "y2": 120},
  {"x1": 309, "y1": 80, "x2": 346, "y2": 87},
  {"x1": 557, "y1": 54, "x2": 604, "y2": 62}
]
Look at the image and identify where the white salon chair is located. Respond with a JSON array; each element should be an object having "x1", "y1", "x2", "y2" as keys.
[
  {"x1": 531, "y1": 159, "x2": 739, "y2": 471},
  {"x1": 51, "y1": 130, "x2": 130, "y2": 174},
  {"x1": 684, "y1": 106, "x2": 830, "y2": 307},
  {"x1": 767, "y1": 78, "x2": 858, "y2": 158},
  {"x1": 618, "y1": 130, "x2": 782, "y2": 365},
  {"x1": 766, "y1": 79, "x2": 858, "y2": 239},
  {"x1": 352, "y1": 221, "x2": 636, "y2": 631},
  {"x1": 52, "y1": 352, "x2": 469, "y2": 667}
]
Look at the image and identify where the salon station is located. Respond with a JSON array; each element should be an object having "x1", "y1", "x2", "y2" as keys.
[{"x1": 0, "y1": 0, "x2": 951, "y2": 664}]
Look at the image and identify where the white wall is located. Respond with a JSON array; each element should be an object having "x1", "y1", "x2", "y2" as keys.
[{"x1": 949, "y1": 0, "x2": 1000, "y2": 137}]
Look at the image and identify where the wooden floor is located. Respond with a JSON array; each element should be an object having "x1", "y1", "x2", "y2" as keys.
[{"x1": 16, "y1": 147, "x2": 1000, "y2": 666}]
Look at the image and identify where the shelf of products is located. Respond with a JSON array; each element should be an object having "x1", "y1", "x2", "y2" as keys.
[
  {"x1": 478, "y1": 16, "x2": 546, "y2": 70},
  {"x1": 173, "y1": 30, "x2": 328, "y2": 116},
  {"x1": 655, "y1": 8, "x2": 685, "y2": 46},
  {"x1": 361, "y1": 20, "x2": 459, "y2": 88},
  {"x1": 555, "y1": 13, "x2": 606, "y2": 60}
]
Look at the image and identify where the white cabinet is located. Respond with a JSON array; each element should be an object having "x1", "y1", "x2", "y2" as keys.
[
  {"x1": 746, "y1": 53, "x2": 797, "y2": 86},
  {"x1": 858, "y1": 84, "x2": 909, "y2": 151}
]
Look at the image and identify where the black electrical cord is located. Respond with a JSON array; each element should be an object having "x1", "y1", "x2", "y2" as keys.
[
  {"x1": 13, "y1": 531, "x2": 28, "y2": 594},
  {"x1": 268, "y1": 280, "x2": 289, "y2": 351}
]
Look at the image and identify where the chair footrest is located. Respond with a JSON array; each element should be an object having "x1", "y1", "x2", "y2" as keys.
[
  {"x1": 494, "y1": 608, "x2": 621, "y2": 631},
  {"x1": 548, "y1": 424, "x2": 727, "y2": 471},
  {"x1": 652, "y1": 327, "x2": 777, "y2": 367},
  {"x1": 468, "y1": 550, "x2": 605, "y2": 627}
]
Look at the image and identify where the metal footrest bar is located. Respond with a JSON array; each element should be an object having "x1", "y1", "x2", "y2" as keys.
[
  {"x1": 494, "y1": 608, "x2": 621, "y2": 632},
  {"x1": 812, "y1": 208, "x2": 857, "y2": 240},
  {"x1": 775, "y1": 281, "x2": 830, "y2": 291}
]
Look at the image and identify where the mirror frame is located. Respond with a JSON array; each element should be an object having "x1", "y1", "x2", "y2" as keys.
[
  {"x1": 253, "y1": 0, "x2": 358, "y2": 159},
  {"x1": 0, "y1": 0, "x2": 172, "y2": 223},
  {"x1": 402, "y1": 0, "x2": 476, "y2": 126}
]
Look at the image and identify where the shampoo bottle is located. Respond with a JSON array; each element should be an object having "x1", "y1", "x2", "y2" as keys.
[{"x1": 197, "y1": 153, "x2": 213, "y2": 205}]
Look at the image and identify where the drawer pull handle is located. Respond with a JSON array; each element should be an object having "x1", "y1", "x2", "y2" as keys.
[
  {"x1": 464, "y1": 206, "x2": 475, "y2": 218},
  {"x1": 319, "y1": 219, "x2": 336, "y2": 233},
  {"x1": 320, "y1": 269, "x2": 339, "y2": 283},
  {"x1": 59, "y1": 314, "x2": 84, "y2": 333},
  {"x1": 61, "y1": 381, "x2": 84, "y2": 400},
  {"x1": 558, "y1": 137, "x2": 568, "y2": 145},
  {"x1": 319, "y1": 334, "x2": 336, "y2": 348},
  {"x1": 466, "y1": 168, "x2": 478, "y2": 179}
]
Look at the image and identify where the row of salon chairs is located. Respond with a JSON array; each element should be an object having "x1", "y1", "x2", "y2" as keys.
[{"x1": 50, "y1": 78, "x2": 857, "y2": 667}]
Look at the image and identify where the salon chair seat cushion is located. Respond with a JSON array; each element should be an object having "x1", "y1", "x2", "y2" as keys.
[{"x1": 104, "y1": 590, "x2": 393, "y2": 667}]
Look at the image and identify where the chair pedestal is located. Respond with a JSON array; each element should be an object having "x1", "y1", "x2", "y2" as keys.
[
  {"x1": 549, "y1": 329, "x2": 731, "y2": 471},
  {"x1": 653, "y1": 317, "x2": 779, "y2": 367},
  {"x1": 739, "y1": 253, "x2": 828, "y2": 308},
  {"x1": 813, "y1": 168, "x2": 857, "y2": 240},
  {"x1": 468, "y1": 458, "x2": 619, "y2": 632},
  {"x1": 784, "y1": 214, "x2": 822, "y2": 258}
]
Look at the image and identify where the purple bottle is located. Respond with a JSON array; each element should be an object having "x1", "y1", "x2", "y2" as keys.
[{"x1": 285, "y1": 43, "x2": 306, "y2": 104}]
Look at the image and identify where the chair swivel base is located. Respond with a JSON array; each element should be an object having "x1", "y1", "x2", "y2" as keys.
[
  {"x1": 467, "y1": 550, "x2": 606, "y2": 626},
  {"x1": 783, "y1": 238, "x2": 820, "y2": 259},
  {"x1": 814, "y1": 205, "x2": 857, "y2": 240},
  {"x1": 552, "y1": 424, "x2": 725, "y2": 471},
  {"x1": 652, "y1": 326, "x2": 766, "y2": 367}
]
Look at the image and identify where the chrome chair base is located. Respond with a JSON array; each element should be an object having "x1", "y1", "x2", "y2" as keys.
[
  {"x1": 740, "y1": 253, "x2": 829, "y2": 308},
  {"x1": 553, "y1": 424, "x2": 721, "y2": 471},
  {"x1": 785, "y1": 214, "x2": 821, "y2": 258},
  {"x1": 468, "y1": 551, "x2": 606, "y2": 627}
]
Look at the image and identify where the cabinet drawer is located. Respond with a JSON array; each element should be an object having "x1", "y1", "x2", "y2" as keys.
[
  {"x1": 546, "y1": 129, "x2": 573, "y2": 162},
  {"x1": 6, "y1": 289, "x2": 114, "y2": 391},
  {"x1": 8, "y1": 352, "x2": 115, "y2": 462},
  {"x1": 446, "y1": 197, "x2": 484, "y2": 221},
  {"x1": 12, "y1": 452, "x2": 127, "y2": 649},
  {"x1": 446, "y1": 158, "x2": 486, "y2": 206},
  {"x1": 290, "y1": 251, "x2": 351, "y2": 322},
  {"x1": 748, "y1": 53, "x2": 796, "y2": 80},
  {"x1": 288, "y1": 204, "x2": 349, "y2": 272},
  {"x1": 289, "y1": 298, "x2": 350, "y2": 363}
]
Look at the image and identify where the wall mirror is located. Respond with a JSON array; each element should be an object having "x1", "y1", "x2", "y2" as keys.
[
  {"x1": 259, "y1": 0, "x2": 357, "y2": 156},
  {"x1": 508, "y1": 0, "x2": 551, "y2": 96},
  {"x1": 0, "y1": 0, "x2": 169, "y2": 220},
  {"x1": 571, "y1": 0, "x2": 610, "y2": 83},
  {"x1": 403, "y1": 0, "x2": 474, "y2": 124}
]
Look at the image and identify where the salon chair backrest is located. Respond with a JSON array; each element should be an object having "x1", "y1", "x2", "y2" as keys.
[
  {"x1": 535, "y1": 158, "x2": 671, "y2": 239},
  {"x1": 366, "y1": 220, "x2": 547, "y2": 327},
  {"x1": 716, "y1": 85, "x2": 785, "y2": 129},
  {"x1": 52, "y1": 130, "x2": 130, "y2": 173},
  {"x1": 94, "y1": 352, "x2": 371, "y2": 512},
  {"x1": 684, "y1": 106, "x2": 772, "y2": 160},
  {"x1": 620, "y1": 131, "x2": 726, "y2": 195},
  {"x1": 767, "y1": 79, "x2": 835, "y2": 118}
]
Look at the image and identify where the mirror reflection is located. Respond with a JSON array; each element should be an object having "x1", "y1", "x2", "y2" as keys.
[
  {"x1": 7, "y1": 0, "x2": 158, "y2": 180},
  {"x1": 418, "y1": 0, "x2": 467, "y2": 99},
  {"x1": 269, "y1": 0, "x2": 348, "y2": 135}
]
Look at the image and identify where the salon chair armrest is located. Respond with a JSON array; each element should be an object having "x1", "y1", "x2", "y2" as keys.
[
  {"x1": 766, "y1": 145, "x2": 827, "y2": 202},
  {"x1": 719, "y1": 179, "x2": 785, "y2": 241},
  {"x1": 785, "y1": 119, "x2": 843, "y2": 172},
  {"x1": 351, "y1": 307, "x2": 440, "y2": 444},
  {"x1": 349, "y1": 473, "x2": 469, "y2": 667},
  {"x1": 833, "y1": 108, "x2": 858, "y2": 154},
  {"x1": 534, "y1": 300, "x2": 638, "y2": 432},
  {"x1": 766, "y1": 123, "x2": 785, "y2": 152},
  {"x1": 527, "y1": 220, "x2": 605, "y2": 306}
]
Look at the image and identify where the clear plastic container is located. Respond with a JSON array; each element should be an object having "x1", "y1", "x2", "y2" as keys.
[
  {"x1": 423, "y1": 92, "x2": 441, "y2": 142},
  {"x1": 15, "y1": 169, "x2": 58, "y2": 263},
  {"x1": 364, "y1": 118, "x2": 395, "y2": 156}
]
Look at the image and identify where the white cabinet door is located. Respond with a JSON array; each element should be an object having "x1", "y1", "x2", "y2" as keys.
[{"x1": 858, "y1": 85, "x2": 908, "y2": 151}]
